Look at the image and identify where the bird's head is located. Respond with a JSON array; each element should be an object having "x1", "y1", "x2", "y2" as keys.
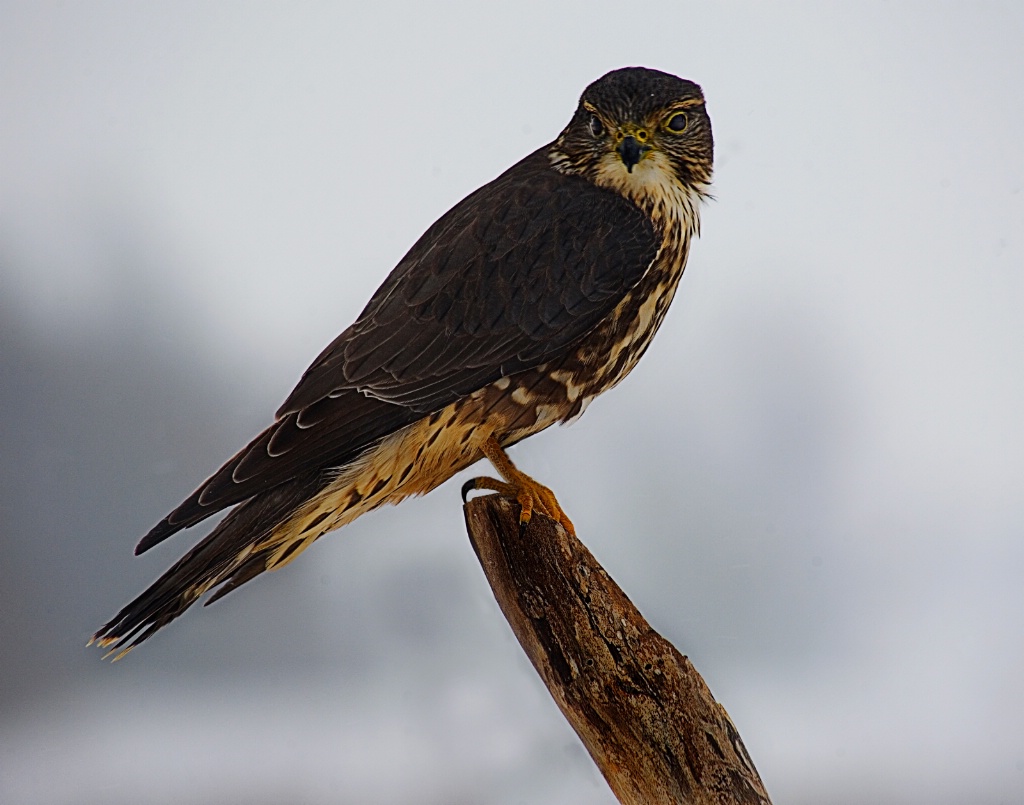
[{"x1": 550, "y1": 67, "x2": 713, "y2": 229}]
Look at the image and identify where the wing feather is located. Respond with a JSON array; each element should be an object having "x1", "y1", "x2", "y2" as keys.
[
  {"x1": 280, "y1": 148, "x2": 657, "y2": 415},
  {"x1": 139, "y1": 146, "x2": 658, "y2": 553}
]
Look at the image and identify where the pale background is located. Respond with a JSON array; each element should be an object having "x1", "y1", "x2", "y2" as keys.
[{"x1": 2, "y1": 3, "x2": 1022, "y2": 803}]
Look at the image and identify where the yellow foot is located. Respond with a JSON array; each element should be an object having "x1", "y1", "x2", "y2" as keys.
[{"x1": 461, "y1": 436, "x2": 576, "y2": 535}]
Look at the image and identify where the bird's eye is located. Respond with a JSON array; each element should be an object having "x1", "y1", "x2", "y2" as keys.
[
  {"x1": 588, "y1": 114, "x2": 604, "y2": 137},
  {"x1": 666, "y1": 112, "x2": 688, "y2": 132}
]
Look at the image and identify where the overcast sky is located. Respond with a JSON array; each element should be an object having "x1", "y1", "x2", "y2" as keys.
[{"x1": 2, "y1": 3, "x2": 1022, "y2": 803}]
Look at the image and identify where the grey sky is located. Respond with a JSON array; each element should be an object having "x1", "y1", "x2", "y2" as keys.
[{"x1": 2, "y1": 3, "x2": 1022, "y2": 803}]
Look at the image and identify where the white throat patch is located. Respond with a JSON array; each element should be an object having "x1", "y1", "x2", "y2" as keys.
[{"x1": 591, "y1": 150, "x2": 707, "y2": 242}]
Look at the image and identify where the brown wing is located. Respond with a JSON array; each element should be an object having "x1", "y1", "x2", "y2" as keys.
[
  {"x1": 136, "y1": 148, "x2": 658, "y2": 553},
  {"x1": 280, "y1": 149, "x2": 659, "y2": 413}
]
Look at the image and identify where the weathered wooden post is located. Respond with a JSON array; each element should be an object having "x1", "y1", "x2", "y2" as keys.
[{"x1": 464, "y1": 494, "x2": 771, "y2": 805}]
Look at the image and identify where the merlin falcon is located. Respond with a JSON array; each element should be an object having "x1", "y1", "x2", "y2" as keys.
[{"x1": 92, "y1": 66, "x2": 714, "y2": 658}]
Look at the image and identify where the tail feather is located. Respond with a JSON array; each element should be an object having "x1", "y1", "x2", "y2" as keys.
[
  {"x1": 203, "y1": 553, "x2": 269, "y2": 607},
  {"x1": 92, "y1": 472, "x2": 324, "y2": 659}
]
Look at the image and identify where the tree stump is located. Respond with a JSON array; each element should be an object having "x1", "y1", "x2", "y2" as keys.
[{"x1": 463, "y1": 494, "x2": 772, "y2": 805}]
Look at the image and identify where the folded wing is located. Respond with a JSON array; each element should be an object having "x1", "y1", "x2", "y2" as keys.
[{"x1": 137, "y1": 149, "x2": 658, "y2": 553}]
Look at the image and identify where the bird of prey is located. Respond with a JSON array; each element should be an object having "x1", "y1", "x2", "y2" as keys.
[{"x1": 92, "y1": 66, "x2": 714, "y2": 659}]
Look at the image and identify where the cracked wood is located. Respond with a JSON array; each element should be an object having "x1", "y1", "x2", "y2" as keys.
[{"x1": 464, "y1": 494, "x2": 772, "y2": 805}]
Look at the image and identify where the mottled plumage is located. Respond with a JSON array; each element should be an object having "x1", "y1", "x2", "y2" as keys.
[{"x1": 93, "y1": 66, "x2": 714, "y2": 658}]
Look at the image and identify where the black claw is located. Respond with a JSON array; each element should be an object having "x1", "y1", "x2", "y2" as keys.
[{"x1": 461, "y1": 478, "x2": 478, "y2": 503}]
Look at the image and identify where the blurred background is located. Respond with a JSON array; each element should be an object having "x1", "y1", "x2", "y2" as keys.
[{"x1": 1, "y1": 3, "x2": 1021, "y2": 803}]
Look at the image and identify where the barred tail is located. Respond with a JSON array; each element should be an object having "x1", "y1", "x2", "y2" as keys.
[
  {"x1": 92, "y1": 415, "x2": 455, "y2": 660},
  {"x1": 91, "y1": 472, "x2": 326, "y2": 660}
]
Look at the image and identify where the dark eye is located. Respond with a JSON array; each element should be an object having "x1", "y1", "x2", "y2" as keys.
[
  {"x1": 666, "y1": 112, "x2": 688, "y2": 132},
  {"x1": 588, "y1": 114, "x2": 604, "y2": 137}
]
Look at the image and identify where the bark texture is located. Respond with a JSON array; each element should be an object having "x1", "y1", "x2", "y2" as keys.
[{"x1": 464, "y1": 494, "x2": 772, "y2": 805}]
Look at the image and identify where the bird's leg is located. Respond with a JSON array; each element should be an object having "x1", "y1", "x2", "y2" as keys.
[{"x1": 461, "y1": 435, "x2": 575, "y2": 535}]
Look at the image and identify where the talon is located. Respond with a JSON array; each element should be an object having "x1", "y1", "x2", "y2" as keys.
[
  {"x1": 517, "y1": 490, "x2": 535, "y2": 530},
  {"x1": 462, "y1": 475, "x2": 515, "y2": 503},
  {"x1": 478, "y1": 435, "x2": 576, "y2": 536}
]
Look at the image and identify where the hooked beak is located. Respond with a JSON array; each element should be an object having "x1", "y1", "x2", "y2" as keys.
[{"x1": 617, "y1": 136, "x2": 648, "y2": 173}]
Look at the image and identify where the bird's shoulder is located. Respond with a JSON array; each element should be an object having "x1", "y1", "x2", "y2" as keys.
[{"x1": 279, "y1": 146, "x2": 659, "y2": 416}]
